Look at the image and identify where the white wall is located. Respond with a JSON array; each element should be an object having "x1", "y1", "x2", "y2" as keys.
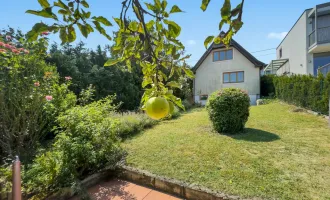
[
  {"x1": 277, "y1": 11, "x2": 309, "y2": 75},
  {"x1": 194, "y1": 47, "x2": 260, "y2": 104}
]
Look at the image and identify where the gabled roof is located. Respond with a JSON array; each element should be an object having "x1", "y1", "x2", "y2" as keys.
[{"x1": 193, "y1": 34, "x2": 266, "y2": 72}]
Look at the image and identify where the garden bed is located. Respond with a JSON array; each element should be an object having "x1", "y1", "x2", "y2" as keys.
[{"x1": 123, "y1": 102, "x2": 330, "y2": 199}]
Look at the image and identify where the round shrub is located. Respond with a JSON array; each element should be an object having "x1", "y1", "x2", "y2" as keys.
[{"x1": 206, "y1": 88, "x2": 250, "y2": 134}]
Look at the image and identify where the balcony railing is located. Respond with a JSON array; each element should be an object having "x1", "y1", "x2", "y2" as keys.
[
  {"x1": 309, "y1": 30, "x2": 316, "y2": 47},
  {"x1": 318, "y1": 62, "x2": 330, "y2": 76},
  {"x1": 317, "y1": 26, "x2": 330, "y2": 43}
]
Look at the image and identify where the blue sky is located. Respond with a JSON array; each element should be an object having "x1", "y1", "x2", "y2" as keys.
[{"x1": 0, "y1": 0, "x2": 328, "y2": 66}]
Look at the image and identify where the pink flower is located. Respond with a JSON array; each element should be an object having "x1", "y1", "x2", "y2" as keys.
[
  {"x1": 65, "y1": 76, "x2": 72, "y2": 81},
  {"x1": 0, "y1": 42, "x2": 4, "y2": 46},
  {"x1": 6, "y1": 35, "x2": 12, "y2": 40},
  {"x1": 4, "y1": 44, "x2": 11, "y2": 49},
  {"x1": 34, "y1": 82, "x2": 40, "y2": 87},
  {"x1": 23, "y1": 49, "x2": 29, "y2": 54},
  {"x1": 18, "y1": 48, "x2": 24, "y2": 52},
  {"x1": 45, "y1": 96, "x2": 53, "y2": 101},
  {"x1": 11, "y1": 49, "x2": 19, "y2": 54}
]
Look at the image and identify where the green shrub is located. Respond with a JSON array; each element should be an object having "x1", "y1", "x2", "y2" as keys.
[
  {"x1": 113, "y1": 112, "x2": 157, "y2": 138},
  {"x1": 206, "y1": 88, "x2": 250, "y2": 134},
  {"x1": 273, "y1": 73, "x2": 329, "y2": 114},
  {"x1": 24, "y1": 96, "x2": 125, "y2": 195},
  {"x1": 24, "y1": 96, "x2": 160, "y2": 196}
]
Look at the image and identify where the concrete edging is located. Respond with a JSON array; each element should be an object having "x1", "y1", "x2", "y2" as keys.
[{"x1": 118, "y1": 165, "x2": 253, "y2": 200}]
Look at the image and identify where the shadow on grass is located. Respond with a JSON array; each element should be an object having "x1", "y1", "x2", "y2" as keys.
[{"x1": 228, "y1": 128, "x2": 280, "y2": 142}]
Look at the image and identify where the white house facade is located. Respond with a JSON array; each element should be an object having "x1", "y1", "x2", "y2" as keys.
[
  {"x1": 193, "y1": 36, "x2": 265, "y2": 105},
  {"x1": 264, "y1": 2, "x2": 330, "y2": 76}
]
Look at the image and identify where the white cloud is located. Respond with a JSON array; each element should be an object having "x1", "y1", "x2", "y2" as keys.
[
  {"x1": 187, "y1": 40, "x2": 196, "y2": 45},
  {"x1": 267, "y1": 32, "x2": 288, "y2": 40}
]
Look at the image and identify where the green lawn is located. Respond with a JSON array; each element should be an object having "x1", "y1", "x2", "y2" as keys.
[{"x1": 123, "y1": 102, "x2": 330, "y2": 199}]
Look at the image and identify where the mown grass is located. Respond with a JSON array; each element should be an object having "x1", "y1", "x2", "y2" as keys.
[{"x1": 123, "y1": 101, "x2": 330, "y2": 199}]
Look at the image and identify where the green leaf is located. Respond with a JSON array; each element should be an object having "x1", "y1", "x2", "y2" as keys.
[
  {"x1": 170, "y1": 5, "x2": 183, "y2": 14},
  {"x1": 81, "y1": 1, "x2": 89, "y2": 8},
  {"x1": 86, "y1": 23, "x2": 94, "y2": 33},
  {"x1": 221, "y1": 0, "x2": 231, "y2": 20},
  {"x1": 68, "y1": 2, "x2": 74, "y2": 8},
  {"x1": 67, "y1": 26, "x2": 76, "y2": 42},
  {"x1": 58, "y1": 9, "x2": 71, "y2": 15},
  {"x1": 92, "y1": 16, "x2": 112, "y2": 26},
  {"x1": 146, "y1": 20, "x2": 155, "y2": 29},
  {"x1": 54, "y1": 0, "x2": 69, "y2": 10},
  {"x1": 154, "y1": 0, "x2": 162, "y2": 10},
  {"x1": 26, "y1": 30, "x2": 38, "y2": 42},
  {"x1": 204, "y1": 35, "x2": 214, "y2": 48},
  {"x1": 59, "y1": 27, "x2": 68, "y2": 43},
  {"x1": 231, "y1": 3, "x2": 242, "y2": 16},
  {"x1": 142, "y1": 78, "x2": 153, "y2": 88},
  {"x1": 93, "y1": 21, "x2": 112, "y2": 40},
  {"x1": 164, "y1": 19, "x2": 181, "y2": 38},
  {"x1": 129, "y1": 21, "x2": 139, "y2": 31},
  {"x1": 183, "y1": 66, "x2": 195, "y2": 78},
  {"x1": 26, "y1": 8, "x2": 57, "y2": 20},
  {"x1": 156, "y1": 22, "x2": 163, "y2": 32},
  {"x1": 166, "y1": 81, "x2": 180, "y2": 88},
  {"x1": 113, "y1": 18, "x2": 122, "y2": 27},
  {"x1": 214, "y1": 36, "x2": 221, "y2": 44},
  {"x1": 77, "y1": 23, "x2": 88, "y2": 38},
  {"x1": 104, "y1": 59, "x2": 119, "y2": 67},
  {"x1": 232, "y1": 19, "x2": 244, "y2": 32},
  {"x1": 219, "y1": 19, "x2": 226, "y2": 30},
  {"x1": 84, "y1": 11, "x2": 91, "y2": 18},
  {"x1": 38, "y1": 0, "x2": 50, "y2": 8},
  {"x1": 145, "y1": 3, "x2": 156, "y2": 12},
  {"x1": 200, "y1": 0, "x2": 211, "y2": 11},
  {"x1": 161, "y1": 0, "x2": 168, "y2": 10}
]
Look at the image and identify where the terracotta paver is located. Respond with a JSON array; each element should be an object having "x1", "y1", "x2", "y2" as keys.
[{"x1": 71, "y1": 179, "x2": 182, "y2": 200}]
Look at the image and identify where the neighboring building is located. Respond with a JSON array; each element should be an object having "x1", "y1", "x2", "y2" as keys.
[
  {"x1": 193, "y1": 33, "x2": 265, "y2": 105},
  {"x1": 264, "y1": 2, "x2": 330, "y2": 76}
]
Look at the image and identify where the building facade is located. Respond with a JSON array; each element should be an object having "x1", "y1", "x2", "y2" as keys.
[
  {"x1": 264, "y1": 2, "x2": 330, "y2": 76},
  {"x1": 193, "y1": 36, "x2": 265, "y2": 105}
]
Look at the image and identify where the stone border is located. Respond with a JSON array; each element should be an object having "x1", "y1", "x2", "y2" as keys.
[
  {"x1": 24, "y1": 165, "x2": 261, "y2": 200},
  {"x1": 117, "y1": 165, "x2": 257, "y2": 200}
]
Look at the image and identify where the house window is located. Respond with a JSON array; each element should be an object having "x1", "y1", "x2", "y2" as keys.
[
  {"x1": 223, "y1": 71, "x2": 244, "y2": 83},
  {"x1": 213, "y1": 49, "x2": 233, "y2": 62},
  {"x1": 279, "y1": 48, "x2": 282, "y2": 58}
]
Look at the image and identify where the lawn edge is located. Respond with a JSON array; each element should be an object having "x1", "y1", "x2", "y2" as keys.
[{"x1": 118, "y1": 165, "x2": 262, "y2": 200}]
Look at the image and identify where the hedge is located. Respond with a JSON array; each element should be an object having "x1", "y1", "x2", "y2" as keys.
[
  {"x1": 262, "y1": 73, "x2": 330, "y2": 115},
  {"x1": 261, "y1": 75, "x2": 276, "y2": 97}
]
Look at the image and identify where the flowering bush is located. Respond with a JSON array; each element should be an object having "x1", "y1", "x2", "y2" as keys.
[
  {"x1": 206, "y1": 88, "x2": 250, "y2": 134},
  {"x1": 0, "y1": 54, "x2": 76, "y2": 161}
]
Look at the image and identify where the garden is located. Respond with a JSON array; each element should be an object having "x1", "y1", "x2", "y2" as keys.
[{"x1": 1, "y1": 0, "x2": 330, "y2": 199}]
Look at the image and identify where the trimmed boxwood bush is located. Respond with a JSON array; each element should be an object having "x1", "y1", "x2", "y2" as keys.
[{"x1": 206, "y1": 88, "x2": 250, "y2": 134}]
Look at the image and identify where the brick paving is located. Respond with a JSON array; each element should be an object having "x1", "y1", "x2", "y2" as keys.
[{"x1": 71, "y1": 179, "x2": 182, "y2": 200}]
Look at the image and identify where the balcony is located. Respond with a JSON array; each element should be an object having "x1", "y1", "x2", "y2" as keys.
[{"x1": 308, "y1": 3, "x2": 330, "y2": 53}]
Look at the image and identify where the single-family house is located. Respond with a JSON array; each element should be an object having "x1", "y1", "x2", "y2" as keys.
[
  {"x1": 264, "y1": 2, "x2": 330, "y2": 76},
  {"x1": 193, "y1": 33, "x2": 266, "y2": 105}
]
